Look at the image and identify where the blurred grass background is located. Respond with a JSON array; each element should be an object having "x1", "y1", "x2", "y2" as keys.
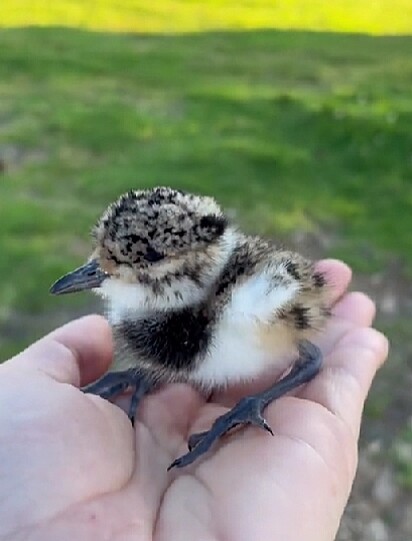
[
  {"x1": 1, "y1": 3, "x2": 412, "y2": 356},
  {"x1": 1, "y1": 1, "x2": 412, "y2": 537}
]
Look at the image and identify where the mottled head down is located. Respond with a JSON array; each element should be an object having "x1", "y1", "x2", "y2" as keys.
[
  {"x1": 92, "y1": 186, "x2": 229, "y2": 277},
  {"x1": 48, "y1": 186, "x2": 238, "y2": 316}
]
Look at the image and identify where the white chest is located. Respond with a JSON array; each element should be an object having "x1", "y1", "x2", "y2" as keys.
[
  {"x1": 96, "y1": 276, "x2": 207, "y2": 324},
  {"x1": 191, "y1": 271, "x2": 299, "y2": 387}
]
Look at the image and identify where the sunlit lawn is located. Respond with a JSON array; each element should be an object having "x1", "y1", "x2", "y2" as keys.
[{"x1": 3, "y1": 0, "x2": 412, "y2": 34}]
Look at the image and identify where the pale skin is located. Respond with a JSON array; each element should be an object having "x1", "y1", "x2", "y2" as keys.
[{"x1": 0, "y1": 260, "x2": 388, "y2": 541}]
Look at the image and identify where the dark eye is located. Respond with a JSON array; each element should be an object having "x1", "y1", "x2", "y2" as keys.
[{"x1": 144, "y1": 247, "x2": 164, "y2": 263}]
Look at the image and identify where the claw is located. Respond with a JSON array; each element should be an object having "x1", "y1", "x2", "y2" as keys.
[
  {"x1": 170, "y1": 396, "x2": 274, "y2": 470},
  {"x1": 82, "y1": 371, "x2": 133, "y2": 400},
  {"x1": 82, "y1": 370, "x2": 153, "y2": 424},
  {"x1": 257, "y1": 417, "x2": 274, "y2": 436},
  {"x1": 168, "y1": 340, "x2": 322, "y2": 470},
  {"x1": 188, "y1": 431, "x2": 207, "y2": 451}
]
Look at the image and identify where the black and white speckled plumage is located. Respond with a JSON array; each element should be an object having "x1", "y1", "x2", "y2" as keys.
[
  {"x1": 53, "y1": 186, "x2": 331, "y2": 389},
  {"x1": 50, "y1": 186, "x2": 332, "y2": 469},
  {"x1": 82, "y1": 188, "x2": 327, "y2": 384},
  {"x1": 80, "y1": 184, "x2": 330, "y2": 389},
  {"x1": 106, "y1": 228, "x2": 330, "y2": 390},
  {"x1": 93, "y1": 187, "x2": 227, "y2": 274}
]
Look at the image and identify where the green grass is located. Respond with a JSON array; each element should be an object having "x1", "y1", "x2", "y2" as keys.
[
  {"x1": 1, "y1": 26, "x2": 412, "y2": 359},
  {"x1": 3, "y1": 0, "x2": 412, "y2": 34},
  {"x1": 393, "y1": 423, "x2": 412, "y2": 489}
]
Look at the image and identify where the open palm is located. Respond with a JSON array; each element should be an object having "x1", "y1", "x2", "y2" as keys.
[{"x1": 0, "y1": 260, "x2": 388, "y2": 541}]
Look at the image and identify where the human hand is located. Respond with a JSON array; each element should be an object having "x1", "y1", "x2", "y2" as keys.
[{"x1": 0, "y1": 260, "x2": 388, "y2": 541}]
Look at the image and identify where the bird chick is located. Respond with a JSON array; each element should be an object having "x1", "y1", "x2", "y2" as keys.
[{"x1": 50, "y1": 187, "x2": 331, "y2": 469}]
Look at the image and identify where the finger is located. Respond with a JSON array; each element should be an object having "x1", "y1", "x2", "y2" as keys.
[
  {"x1": 315, "y1": 259, "x2": 352, "y2": 305},
  {"x1": 332, "y1": 291, "x2": 376, "y2": 324},
  {"x1": 139, "y1": 384, "x2": 205, "y2": 448},
  {"x1": 315, "y1": 292, "x2": 376, "y2": 355},
  {"x1": 115, "y1": 385, "x2": 206, "y2": 461},
  {"x1": 78, "y1": 386, "x2": 204, "y2": 524},
  {"x1": 301, "y1": 327, "x2": 389, "y2": 438},
  {"x1": 8, "y1": 315, "x2": 113, "y2": 387},
  {"x1": 123, "y1": 385, "x2": 205, "y2": 521}
]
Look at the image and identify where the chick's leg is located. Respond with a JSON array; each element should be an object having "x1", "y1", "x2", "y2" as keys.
[
  {"x1": 169, "y1": 340, "x2": 322, "y2": 470},
  {"x1": 82, "y1": 370, "x2": 152, "y2": 425}
]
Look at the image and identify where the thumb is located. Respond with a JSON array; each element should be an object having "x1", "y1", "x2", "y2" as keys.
[{"x1": 6, "y1": 315, "x2": 113, "y2": 387}]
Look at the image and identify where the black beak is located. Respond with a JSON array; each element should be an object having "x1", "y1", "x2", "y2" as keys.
[{"x1": 50, "y1": 259, "x2": 108, "y2": 295}]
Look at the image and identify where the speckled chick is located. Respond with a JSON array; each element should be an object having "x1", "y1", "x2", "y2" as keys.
[{"x1": 50, "y1": 186, "x2": 331, "y2": 469}]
